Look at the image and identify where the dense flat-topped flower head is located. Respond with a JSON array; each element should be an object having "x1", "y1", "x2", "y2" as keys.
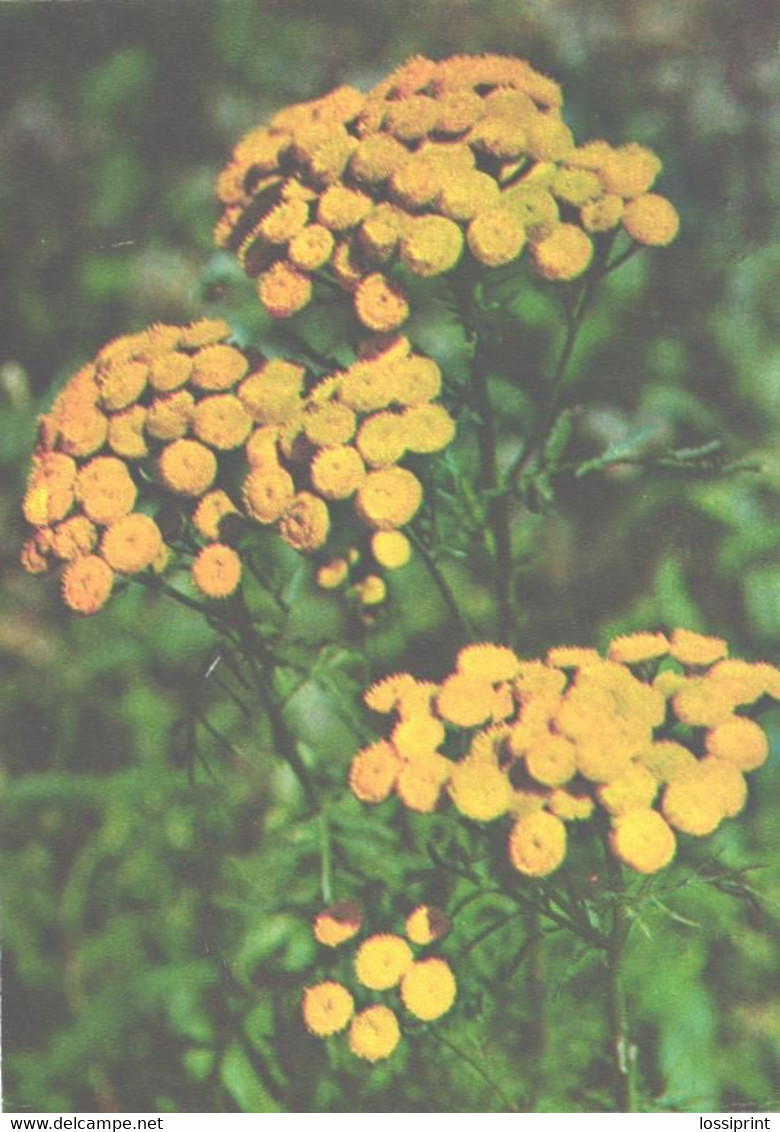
[
  {"x1": 22, "y1": 324, "x2": 457, "y2": 613},
  {"x1": 348, "y1": 634, "x2": 777, "y2": 876},
  {"x1": 215, "y1": 54, "x2": 679, "y2": 327}
]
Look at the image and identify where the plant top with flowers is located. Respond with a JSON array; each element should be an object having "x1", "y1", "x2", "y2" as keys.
[{"x1": 19, "y1": 53, "x2": 775, "y2": 1113}]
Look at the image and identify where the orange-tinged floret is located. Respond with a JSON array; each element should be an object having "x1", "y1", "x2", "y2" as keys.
[
  {"x1": 622, "y1": 194, "x2": 680, "y2": 246},
  {"x1": 669, "y1": 627, "x2": 728, "y2": 667},
  {"x1": 191, "y1": 543, "x2": 242, "y2": 598},
  {"x1": 192, "y1": 394, "x2": 253, "y2": 450},
  {"x1": 61, "y1": 554, "x2": 114, "y2": 614},
  {"x1": 278, "y1": 492, "x2": 330, "y2": 552},
  {"x1": 192, "y1": 490, "x2": 239, "y2": 541},
  {"x1": 405, "y1": 905, "x2": 451, "y2": 946},
  {"x1": 97, "y1": 360, "x2": 148, "y2": 411},
  {"x1": 158, "y1": 439, "x2": 217, "y2": 497},
  {"x1": 354, "y1": 273, "x2": 409, "y2": 333},
  {"x1": 313, "y1": 901, "x2": 363, "y2": 947},
  {"x1": 355, "y1": 466, "x2": 423, "y2": 530},
  {"x1": 532, "y1": 223, "x2": 593, "y2": 281},
  {"x1": 349, "y1": 739, "x2": 400, "y2": 803},
  {"x1": 242, "y1": 466, "x2": 295, "y2": 524},
  {"x1": 75, "y1": 456, "x2": 137, "y2": 525},
  {"x1": 311, "y1": 445, "x2": 366, "y2": 500},
  {"x1": 607, "y1": 632, "x2": 670, "y2": 665},
  {"x1": 23, "y1": 452, "x2": 77, "y2": 525},
  {"x1": 108, "y1": 404, "x2": 148, "y2": 459},
  {"x1": 101, "y1": 513, "x2": 163, "y2": 574},
  {"x1": 508, "y1": 811, "x2": 566, "y2": 876},
  {"x1": 288, "y1": 224, "x2": 335, "y2": 271},
  {"x1": 467, "y1": 207, "x2": 527, "y2": 267},
  {"x1": 148, "y1": 351, "x2": 193, "y2": 392},
  {"x1": 50, "y1": 515, "x2": 98, "y2": 560},
  {"x1": 396, "y1": 752, "x2": 451, "y2": 813},
  {"x1": 258, "y1": 261, "x2": 313, "y2": 318},
  {"x1": 191, "y1": 344, "x2": 249, "y2": 391}
]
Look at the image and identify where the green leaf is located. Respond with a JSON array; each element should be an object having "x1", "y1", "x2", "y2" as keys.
[
  {"x1": 575, "y1": 424, "x2": 661, "y2": 477},
  {"x1": 219, "y1": 1040, "x2": 280, "y2": 1113}
]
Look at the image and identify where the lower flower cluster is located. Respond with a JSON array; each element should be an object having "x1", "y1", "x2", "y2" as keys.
[
  {"x1": 302, "y1": 901, "x2": 456, "y2": 1062},
  {"x1": 349, "y1": 631, "x2": 779, "y2": 875},
  {"x1": 20, "y1": 322, "x2": 454, "y2": 613}
]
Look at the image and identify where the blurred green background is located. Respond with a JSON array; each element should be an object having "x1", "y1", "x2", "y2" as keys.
[{"x1": 2, "y1": 0, "x2": 779, "y2": 1112}]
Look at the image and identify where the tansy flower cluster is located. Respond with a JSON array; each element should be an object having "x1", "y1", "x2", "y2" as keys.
[
  {"x1": 349, "y1": 631, "x2": 778, "y2": 877},
  {"x1": 215, "y1": 53, "x2": 679, "y2": 330},
  {"x1": 21, "y1": 324, "x2": 454, "y2": 613},
  {"x1": 314, "y1": 530, "x2": 413, "y2": 614},
  {"x1": 302, "y1": 900, "x2": 456, "y2": 1062}
]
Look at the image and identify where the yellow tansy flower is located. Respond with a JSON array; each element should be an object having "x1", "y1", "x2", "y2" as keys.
[
  {"x1": 401, "y1": 958, "x2": 457, "y2": 1021},
  {"x1": 448, "y1": 756, "x2": 513, "y2": 821},
  {"x1": 705, "y1": 717, "x2": 769, "y2": 771},
  {"x1": 354, "y1": 934, "x2": 413, "y2": 991},
  {"x1": 349, "y1": 739, "x2": 400, "y2": 803},
  {"x1": 61, "y1": 554, "x2": 114, "y2": 615},
  {"x1": 607, "y1": 631, "x2": 670, "y2": 665},
  {"x1": 354, "y1": 273, "x2": 410, "y2": 333},
  {"x1": 158, "y1": 439, "x2": 217, "y2": 497},
  {"x1": 348, "y1": 1005, "x2": 401, "y2": 1062},
  {"x1": 622, "y1": 193, "x2": 680, "y2": 246},
  {"x1": 302, "y1": 981, "x2": 354, "y2": 1037},
  {"x1": 609, "y1": 808, "x2": 676, "y2": 873},
  {"x1": 191, "y1": 543, "x2": 242, "y2": 599},
  {"x1": 405, "y1": 905, "x2": 451, "y2": 946},
  {"x1": 532, "y1": 223, "x2": 593, "y2": 281},
  {"x1": 371, "y1": 530, "x2": 411, "y2": 569},
  {"x1": 356, "y1": 466, "x2": 423, "y2": 530},
  {"x1": 313, "y1": 901, "x2": 363, "y2": 947},
  {"x1": 669, "y1": 627, "x2": 729, "y2": 667},
  {"x1": 310, "y1": 445, "x2": 366, "y2": 500},
  {"x1": 508, "y1": 811, "x2": 566, "y2": 877},
  {"x1": 278, "y1": 492, "x2": 330, "y2": 552}
]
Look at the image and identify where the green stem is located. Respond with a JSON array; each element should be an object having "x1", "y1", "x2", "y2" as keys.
[
  {"x1": 605, "y1": 853, "x2": 638, "y2": 1112},
  {"x1": 508, "y1": 230, "x2": 618, "y2": 488},
  {"x1": 427, "y1": 1026, "x2": 521, "y2": 1112},
  {"x1": 319, "y1": 809, "x2": 333, "y2": 905},
  {"x1": 520, "y1": 906, "x2": 546, "y2": 1110},
  {"x1": 451, "y1": 276, "x2": 515, "y2": 644},
  {"x1": 470, "y1": 336, "x2": 514, "y2": 644},
  {"x1": 226, "y1": 589, "x2": 320, "y2": 807},
  {"x1": 407, "y1": 525, "x2": 473, "y2": 644}
]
